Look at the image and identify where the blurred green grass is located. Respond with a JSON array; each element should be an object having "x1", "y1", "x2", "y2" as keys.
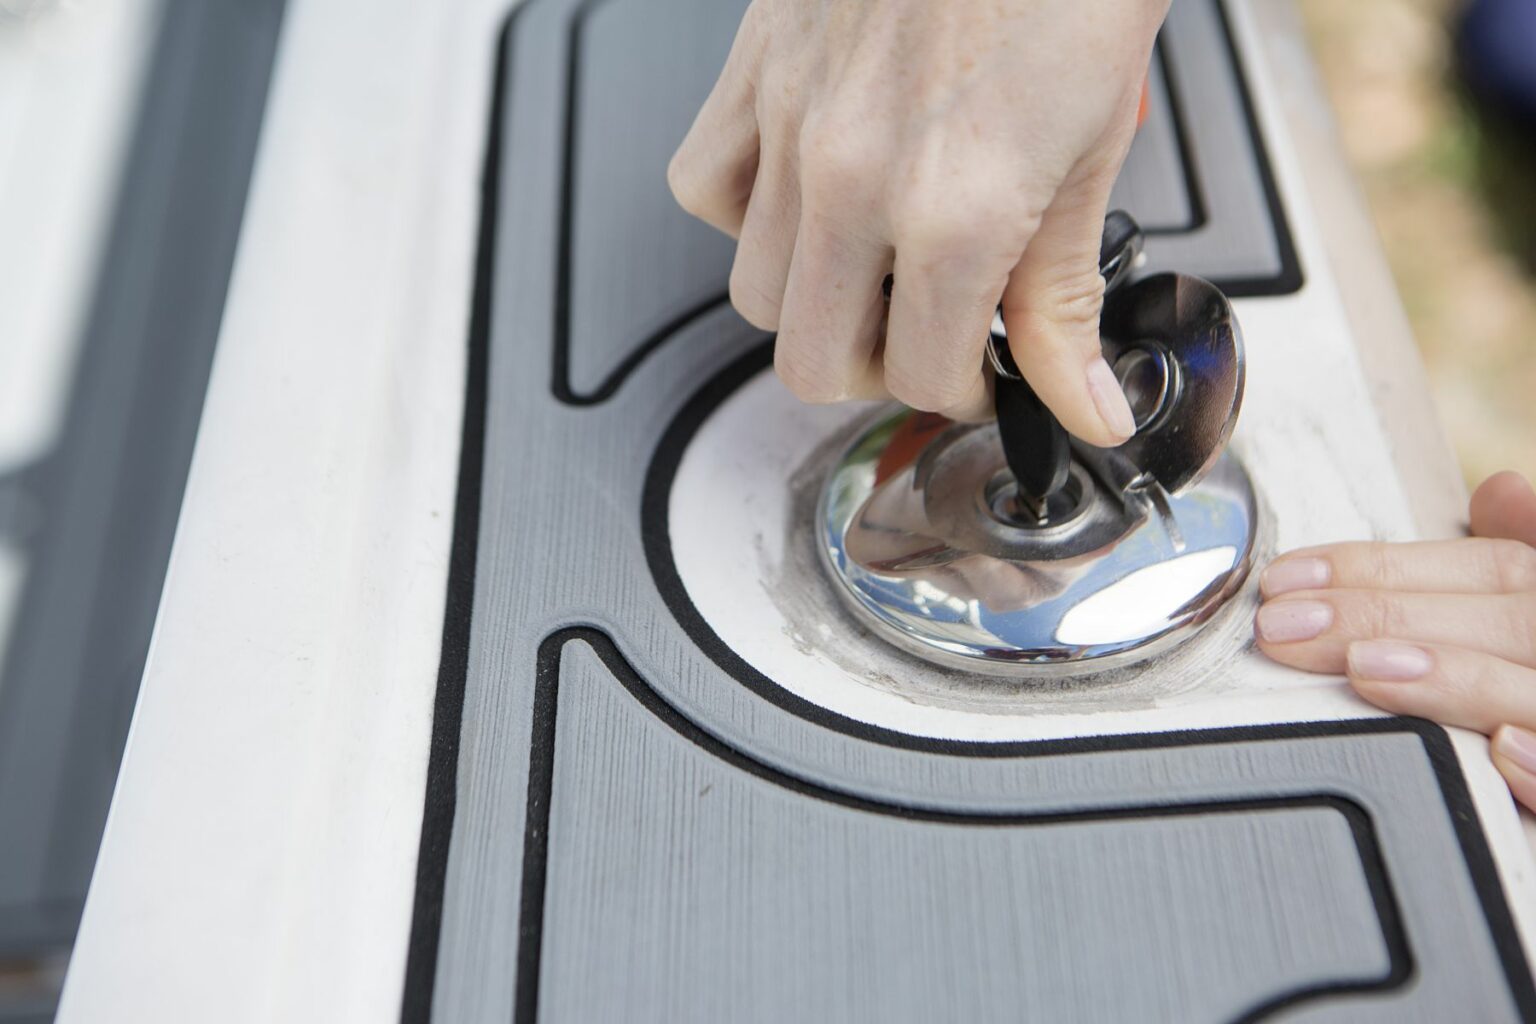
[{"x1": 1300, "y1": 0, "x2": 1536, "y2": 488}]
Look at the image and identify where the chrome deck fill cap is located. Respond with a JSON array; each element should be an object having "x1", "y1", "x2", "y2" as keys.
[
  {"x1": 816, "y1": 407, "x2": 1260, "y2": 676},
  {"x1": 819, "y1": 259, "x2": 1258, "y2": 675}
]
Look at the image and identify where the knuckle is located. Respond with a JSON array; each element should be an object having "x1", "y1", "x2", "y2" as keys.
[
  {"x1": 728, "y1": 265, "x2": 780, "y2": 329},
  {"x1": 1512, "y1": 593, "x2": 1536, "y2": 660},
  {"x1": 739, "y1": 0, "x2": 769, "y2": 36},
  {"x1": 1433, "y1": 650, "x2": 1487, "y2": 704},
  {"x1": 893, "y1": 190, "x2": 1011, "y2": 257},
  {"x1": 888, "y1": 154, "x2": 1040, "y2": 256},
  {"x1": 1356, "y1": 542, "x2": 1398, "y2": 589},
  {"x1": 753, "y1": 58, "x2": 793, "y2": 116},
  {"x1": 665, "y1": 149, "x2": 690, "y2": 197},
  {"x1": 799, "y1": 118, "x2": 877, "y2": 200},
  {"x1": 1350, "y1": 593, "x2": 1406, "y2": 641},
  {"x1": 1488, "y1": 538, "x2": 1536, "y2": 592},
  {"x1": 1037, "y1": 272, "x2": 1106, "y2": 333},
  {"x1": 667, "y1": 150, "x2": 712, "y2": 217}
]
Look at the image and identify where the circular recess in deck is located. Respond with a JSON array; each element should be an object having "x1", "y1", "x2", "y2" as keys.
[{"x1": 659, "y1": 360, "x2": 1263, "y2": 743}]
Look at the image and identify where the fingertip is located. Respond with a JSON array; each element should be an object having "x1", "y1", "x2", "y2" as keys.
[
  {"x1": 1345, "y1": 639, "x2": 1432, "y2": 682},
  {"x1": 1344, "y1": 674, "x2": 1421, "y2": 719},
  {"x1": 1251, "y1": 632, "x2": 1338, "y2": 674},
  {"x1": 1086, "y1": 355, "x2": 1136, "y2": 445},
  {"x1": 1471, "y1": 471, "x2": 1536, "y2": 547},
  {"x1": 1254, "y1": 597, "x2": 1333, "y2": 646},
  {"x1": 1340, "y1": 641, "x2": 1435, "y2": 718},
  {"x1": 1475, "y1": 470, "x2": 1536, "y2": 505},
  {"x1": 1259, "y1": 556, "x2": 1332, "y2": 599},
  {"x1": 1492, "y1": 724, "x2": 1536, "y2": 811},
  {"x1": 1003, "y1": 317, "x2": 1132, "y2": 448},
  {"x1": 668, "y1": 141, "x2": 745, "y2": 236}
]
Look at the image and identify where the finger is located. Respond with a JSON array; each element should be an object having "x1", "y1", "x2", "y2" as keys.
[
  {"x1": 728, "y1": 131, "x2": 800, "y2": 329},
  {"x1": 883, "y1": 201, "x2": 1021, "y2": 422},
  {"x1": 1472, "y1": 471, "x2": 1536, "y2": 547},
  {"x1": 1260, "y1": 537, "x2": 1536, "y2": 599},
  {"x1": 1000, "y1": 158, "x2": 1136, "y2": 448},
  {"x1": 946, "y1": 364, "x2": 995, "y2": 424},
  {"x1": 1339, "y1": 640, "x2": 1536, "y2": 736},
  {"x1": 1491, "y1": 726, "x2": 1536, "y2": 812},
  {"x1": 773, "y1": 207, "x2": 889, "y2": 404},
  {"x1": 1254, "y1": 589, "x2": 1536, "y2": 673},
  {"x1": 843, "y1": 307, "x2": 893, "y2": 402},
  {"x1": 667, "y1": 7, "x2": 767, "y2": 237}
]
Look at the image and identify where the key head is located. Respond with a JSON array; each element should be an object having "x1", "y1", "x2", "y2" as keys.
[
  {"x1": 988, "y1": 210, "x2": 1143, "y2": 510},
  {"x1": 989, "y1": 340, "x2": 1070, "y2": 511}
]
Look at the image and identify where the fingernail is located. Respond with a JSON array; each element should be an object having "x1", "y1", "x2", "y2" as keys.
[
  {"x1": 1086, "y1": 357, "x2": 1136, "y2": 444},
  {"x1": 1347, "y1": 640, "x2": 1431, "y2": 682},
  {"x1": 1495, "y1": 725, "x2": 1536, "y2": 776},
  {"x1": 1261, "y1": 557, "x2": 1331, "y2": 597},
  {"x1": 1255, "y1": 599, "x2": 1333, "y2": 643}
]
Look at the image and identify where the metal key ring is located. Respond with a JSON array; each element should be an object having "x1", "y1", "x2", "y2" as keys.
[{"x1": 985, "y1": 312, "x2": 1023, "y2": 381}]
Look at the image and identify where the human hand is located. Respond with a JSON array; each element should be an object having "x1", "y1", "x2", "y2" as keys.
[
  {"x1": 1255, "y1": 472, "x2": 1536, "y2": 808},
  {"x1": 668, "y1": 0, "x2": 1167, "y2": 441}
]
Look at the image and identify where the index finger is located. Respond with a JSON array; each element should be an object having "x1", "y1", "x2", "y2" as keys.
[
  {"x1": 1261, "y1": 538, "x2": 1536, "y2": 599},
  {"x1": 882, "y1": 200, "x2": 1029, "y2": 422}
]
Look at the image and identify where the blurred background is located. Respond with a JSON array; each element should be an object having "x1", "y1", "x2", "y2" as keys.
[{"x1": 1301, "y1": 0, "x2": 1536, "y2": 487}]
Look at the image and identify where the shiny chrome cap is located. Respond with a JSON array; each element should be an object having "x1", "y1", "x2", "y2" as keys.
[{"x1": 817, "y1": 407, "x2": 1259, "y2": 675}]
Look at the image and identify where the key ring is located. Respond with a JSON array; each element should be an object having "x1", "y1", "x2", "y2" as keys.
[{"x1": 985, "y1": 313, "x2": 1023, "y2": 381}]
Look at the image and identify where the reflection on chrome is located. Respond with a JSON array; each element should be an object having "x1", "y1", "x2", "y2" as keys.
[
  {"x1": 818, "y1": 406, "x2": 1260, "y2": 677},
  {"x1": 1056, "y1": 546, "x2": 1238, "y2": 647}
]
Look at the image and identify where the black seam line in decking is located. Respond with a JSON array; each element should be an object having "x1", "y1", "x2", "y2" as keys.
[
  {"x1": 637, "y1": 337, "x2": 1536, "y2": 1016},
  {"x1": 397, "y1": 12, "x2": 509, "y2": 1024},
  {"x1": 1200, "y1": 0, "x2": 1305, "y2": 298},
  {"x1": 1147, "y1": 32, "x2": 1210, "y2": 235},
  {"x1": 514, "y1": 627, "x2": 1412, "y2": 1024}
]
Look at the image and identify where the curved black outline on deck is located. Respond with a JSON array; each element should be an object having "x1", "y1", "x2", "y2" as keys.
[
  {"x1": 637, "y1": 339, "x2": 1536, "y2": 1016},
  {"x1": 548, "y1": 0, "x2": 728, "y2": 405},
  {"x1": 397, "y1": 15, "x2": 508, "y2": 1023},
  {"x1": 513, "y1": 627, "x2": 1411, "y2": 1024},
  {"x1": 1147, "y1": 38, "x2": 1210, "y2": 235}
]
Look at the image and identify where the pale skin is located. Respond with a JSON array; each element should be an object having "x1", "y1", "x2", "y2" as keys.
[
  {"x1": 668, "y1": 0, "x2": 1166, "y2": 439},
  {"x1": 1258, "y1": 472, "x2": 1536, "y2": 810},
  {"x1": 670, "y1": 2, "x2": 1536, "y2": 810}
]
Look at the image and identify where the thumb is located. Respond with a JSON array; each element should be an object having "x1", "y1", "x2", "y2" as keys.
[
  {"x1": 1470, "y1": 471, "x2": 1536, "y2": 547},
  {"x1": 1000, "y1": 164, "x2": 1135, "y2": 448}
]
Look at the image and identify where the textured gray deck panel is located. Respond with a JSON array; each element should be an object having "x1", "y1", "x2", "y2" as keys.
[
  {"x1": 420, "y1": 1, "x2": 1527, "y2": 1021},
  {"x1": 1117, "y1": 52, "x2": 1199, "y2": 233},
  {"x1": 542, "y1": 643, "x2": 1388, "y2": 1024},
  {"x1": 565, "y1": 0, "x2": 741, "y2": 399}
]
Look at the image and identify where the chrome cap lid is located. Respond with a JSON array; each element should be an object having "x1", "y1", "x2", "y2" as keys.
[
  {"x1": 817, "y1": 407, "x2": 1259, "y2": 675},
  {"x1": 1096, "y1": 272, "x2": 1246, "y2": 495}
]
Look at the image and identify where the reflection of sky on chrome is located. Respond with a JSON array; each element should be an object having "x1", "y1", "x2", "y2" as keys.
[
  {"x1": 1057, "y1": 546, "x2": 1238, "y2": 646},
  {"x1": 966, "y1": 487, "x2": 1249, "y2": 658},
  {"x1": 832, "y1": 477, "x2": 1253, "y2": 662}
]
